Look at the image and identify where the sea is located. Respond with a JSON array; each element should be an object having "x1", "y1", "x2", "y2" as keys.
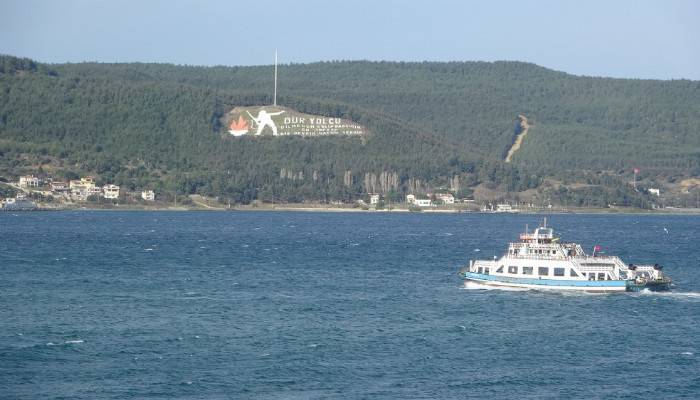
[{"x1": 1, "y1": 211, "x2": 699, "y2": 399}]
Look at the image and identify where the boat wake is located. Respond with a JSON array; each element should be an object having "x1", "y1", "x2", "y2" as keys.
[
  {"x1": 460, "y1": 281, "x2": 529, "y2": 291},
  {"x1": 635, "y1": 289, "x2": 700, "y2": 300}
]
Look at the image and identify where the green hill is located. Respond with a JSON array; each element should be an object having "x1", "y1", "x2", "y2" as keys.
[{"x1": 1, "y1": 55, "x2": 699, "y2": 207}]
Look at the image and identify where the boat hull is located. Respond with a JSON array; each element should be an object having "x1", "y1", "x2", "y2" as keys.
[
  {"x1": 625, "y1": 279, "x2": 672, "y2": 292},
  {"x1": 460, "y1": 271, "x2": 628, "y2": 292}
]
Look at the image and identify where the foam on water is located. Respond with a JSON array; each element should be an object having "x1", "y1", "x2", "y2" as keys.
[
  {"x1": 636, "y1": 289, "x2": 700, "y2": 300},
  {"x1": 460, "y1": 281, "x2": 529, "y2": 291}
]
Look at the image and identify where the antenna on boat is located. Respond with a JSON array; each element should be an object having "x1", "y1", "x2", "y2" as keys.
[
  {"x1": 543, "y1": 217, "x2": 547, "y2": 228},
  {"x1": 525, "y1": 224, "x2": 528, "y2": 234}
]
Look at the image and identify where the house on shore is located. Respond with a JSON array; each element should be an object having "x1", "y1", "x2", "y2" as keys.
[
  {"x1": 406, "y1": 194, "x2": 435, "y2": 207},
  {"x1": 70, "y1": 177, "x2": 101, "y2": 201},
  {"x1": 50, "y1": 181, "x2": 69, "y2": 192},
  {"x1": 141, "y1": 190, "x2": 155, "y2": 201},
  {"x1": 103, "y1": 184, "x2": 120, "y2": 200},
  {"x1": 434, "y1": 193, "x2": 455, "y2": 205},
  {"x1": 19, "y1": 175, "x2": 40, "y2": 188}
]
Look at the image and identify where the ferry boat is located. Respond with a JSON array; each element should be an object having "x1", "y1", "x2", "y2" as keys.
[{"x1": 459, "y1": 220, "x2": 672, "y2": 292}]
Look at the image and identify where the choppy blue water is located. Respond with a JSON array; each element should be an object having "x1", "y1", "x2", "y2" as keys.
[{"x1": 1, "y1": 211, "x2": 699, "y2": 399}]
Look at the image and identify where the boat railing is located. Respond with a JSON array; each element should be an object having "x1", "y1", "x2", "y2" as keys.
[{"x1": 505, "y1": 254, "x2": 564, "y2": 261}]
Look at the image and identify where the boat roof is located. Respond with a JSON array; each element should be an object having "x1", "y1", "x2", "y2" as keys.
[{"x1": 518, "y1": 219, "x2": 556, "y2": 243}]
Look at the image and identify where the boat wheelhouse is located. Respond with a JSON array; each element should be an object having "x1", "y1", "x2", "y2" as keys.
[{"x1": 459, "y1": 220, "x2": 671, "y2": 292}]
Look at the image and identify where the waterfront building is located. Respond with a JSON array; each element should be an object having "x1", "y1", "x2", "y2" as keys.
[
  {"x1": 141, "y1": 190, "x2": 155, "y2": 201},
  {"x1": 103, "y1": 184, "x2": 120, "y2": 199},
  {"x1": 70, "y1": 177, "x2": 99, "y2": 201},
  {"x1": 50, "y1": 181, "x2": 69, "y2": 192},
  {"x1": 413, "y1": 199, "x2": 433, "y2": 207},
  {"x1": 435, "y1": 193, "x2": 455, "y2": 205},
  {"x1": 19, "y1": 175, "x2": 40, "y2": 188}
]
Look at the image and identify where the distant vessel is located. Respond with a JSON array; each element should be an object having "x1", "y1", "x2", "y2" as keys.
[{"x1": 459, "y1": 220, "x2": 672, "y2": 292}]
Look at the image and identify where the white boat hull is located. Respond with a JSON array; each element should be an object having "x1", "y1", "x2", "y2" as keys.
[{"x1": 461, "y1": 271, "x2": 628, "y2": 292}]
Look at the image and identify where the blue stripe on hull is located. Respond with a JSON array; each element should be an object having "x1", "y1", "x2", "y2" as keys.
[{"x1": 461, "y1": 271, "x2": 627, "y2": 288}]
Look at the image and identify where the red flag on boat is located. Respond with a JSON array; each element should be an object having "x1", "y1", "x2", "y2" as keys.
[
  {"x1": 633, "y1": 168, "x2": 640, "y2": 174},
  {"x1": 594, "y1": 245, "x2": 601, "y2": 252}
]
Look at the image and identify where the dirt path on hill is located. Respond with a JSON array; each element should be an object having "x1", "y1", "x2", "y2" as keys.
[{"x1": 504, "y1": 114, "x2": 530, "y2": 163}]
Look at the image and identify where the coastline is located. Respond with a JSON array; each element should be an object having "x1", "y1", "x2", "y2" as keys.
[{"x1": 20, "y1": 202, "x2": 700, "y2": 215}]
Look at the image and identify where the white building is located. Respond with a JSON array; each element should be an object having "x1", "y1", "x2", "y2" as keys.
[
  {"x1": 50, "y1": 181, "x2": 69, "y2": 192},
  {"x1": 370, "y1": 194, "x2": 380, "y2": 205},
  {"x1": 70, "y1": 177, "x2": 96, "y2": 191},
  {"x1": 648, "y1": 188, "x2": 660, "y2": 196},
  {"x1": 19, "y1": 175, "x2": 39, "y2": 188},
  {"x1": 141, "y1": 190, "x2": 155, "y2": 201},
  {"x1": 78, "y1": 187, "x2": 102, "y2": 201},
  {"x1": 414, "y1": 199, "x2": 433, "y2": 207},
  {"x1": 495, "y1": 204, "x2": 519, "y2": 213},
  {"x1": 406, "y1": 194, "x2": 416, "y2": 204},
  {"x1": 103, "y1": 184, "x2": 120, "y2": 199},
  {"x1": 435, "y1": 193, "x2": 455, "y2": 205}
]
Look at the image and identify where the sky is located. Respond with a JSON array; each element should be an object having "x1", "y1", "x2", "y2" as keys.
[{"x1": 1, "y1": 0, "x2": 698, "y2": 80}]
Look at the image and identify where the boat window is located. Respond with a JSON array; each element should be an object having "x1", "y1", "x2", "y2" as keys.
[
  {"x1": 538, "y1": 267, "x2": 549, "y2": 276},
  {"x1": 570, "y1": 269, "x2": 579, "y2": 277},
  {"x1": 554, "y1": 268, "x2": 565, "y2": 276},
  {"x1": 522, "y1": 266, "x2": 533, "y2": 275},
  {"x1": 598, "y1": 273, "x2": 606, "y2": 281},
  {"x1": 478, "y1": 267, "x2": 483, "y2": 274},
  {"x1": 508, "y1": 266, "x2": 518, "y2": 274},
  {"x1": 588, "y1": 273, "x2": 595, "y2": 281},
  {"x1": 484, "y1": 267, "x2": 490, "y2": 275},
  {"x1": 496, "y1": 266, "x2": 503, "y2": 273}
]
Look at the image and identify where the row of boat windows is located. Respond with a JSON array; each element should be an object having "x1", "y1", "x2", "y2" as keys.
[
  {"x1": 509, "y1": 249, "x2": 558, "y2": 255},
  {"x1": 477, "y1": 266, "x2": 611, "y2": 280},
  {"x1": 501, "y1": 265, "x2": 575, "y2": 277}
]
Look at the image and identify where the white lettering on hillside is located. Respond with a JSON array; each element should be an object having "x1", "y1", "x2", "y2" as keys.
[{"x1": 229, "y1": 107, "x2": 366, "y2": 137}]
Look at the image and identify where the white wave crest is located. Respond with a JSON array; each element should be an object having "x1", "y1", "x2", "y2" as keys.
[
  {"x1": 637, "y1": 290, "x2": 700, "y2": 299},
  {"x1": 460, "y1": 281, "x2": 529, "y2": 291}
]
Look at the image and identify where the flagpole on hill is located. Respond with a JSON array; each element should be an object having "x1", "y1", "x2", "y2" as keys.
[{"x1": 274, "y1": 49, "x2": 278, "y2": 107}]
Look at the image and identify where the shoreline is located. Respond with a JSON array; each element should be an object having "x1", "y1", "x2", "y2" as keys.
[{"x1": 18, "y1": 203, "x2": 700, "y2": 215}]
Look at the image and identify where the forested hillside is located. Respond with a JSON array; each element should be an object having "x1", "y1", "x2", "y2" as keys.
[{"x1": 1, "y1": 55, "x2": 698, "y2": 207}]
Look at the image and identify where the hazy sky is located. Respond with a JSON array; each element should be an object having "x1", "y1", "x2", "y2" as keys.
[{"x1": 1, "y1": 0, "x2": 698, "y2": 80}]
